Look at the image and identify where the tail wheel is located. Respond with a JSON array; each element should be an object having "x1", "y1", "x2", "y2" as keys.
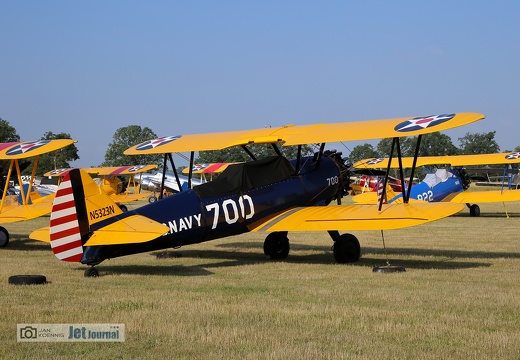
[
  {"x1": 264, "y1": 232, "x2": 290, "y2": 260},
  {"x1": 84, "y1": 267, "x2": 99, "y2": 277},
  {"x1": 0, "y1": 226, "x2": 9, "y2": 247},
  {"x1": 333, "y1": 233, "x2": 360, "y2": 263},
  {"x1": 469, "y1": 204, "x2": 480, "y2": 217}
]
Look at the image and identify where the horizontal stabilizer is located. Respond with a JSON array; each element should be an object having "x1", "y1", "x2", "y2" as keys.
[
  {"x1": 444, "y1": 190, "x2": 520, "y2": 204},
  {"x1": 29, "y1": 226, "x2": 51, "y2": 243},
  {"x1": 84, "y1": 215, "x2": 168, "y2": 246},
  {"x1": 250, "y1": 202, "x2": 465, "y2": 232}
]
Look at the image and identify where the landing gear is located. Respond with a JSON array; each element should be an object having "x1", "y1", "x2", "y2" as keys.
[
  {"x1": 263, "y1": 232, "x2": 290, "y2": 260},
  {"x1": 469, "y1": 204, "x2": 480, "y2": 217},
  {"x1": 119, "y1": 204, "x2": 128, "y2": 212},
  {"x1": 333, "y1": 233, "x2": 361, "y2": 263},
  {"x1": 0, "y1": 226, "x2": 9, "y2": 247},
  {"x1": 148, "y1": 195, "x2": 157, "y2": 203},
  {"x1": 84, "y1": 267, "x2": 99, "y2": 277}
]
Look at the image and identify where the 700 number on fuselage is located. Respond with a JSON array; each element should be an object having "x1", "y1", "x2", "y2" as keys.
[{"x1": 205, "y1": 195, "x2": 255, "y2": 229}]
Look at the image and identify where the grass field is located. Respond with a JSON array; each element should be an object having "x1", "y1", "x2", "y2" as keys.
[{"x1": 1, "y1": 198, "x2": 519, "y2": 359}]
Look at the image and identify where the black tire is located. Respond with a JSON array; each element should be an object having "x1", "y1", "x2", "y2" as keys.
[
  {"x1": 8, "y1": 275, "x2": 46, "y2": 285},
  {"x1": 148, "y1": 195, "x2": 157, "y2": 203},
  {"x1": 119, "y1": 204, "x2": 128, "y2": 212},
  {"x1": 263, "y1": 232, "x2": 290, "y2": 260},
  {"x1": 333, "y1": 233, "x2": 361, "y2": 263},
  {"x1": 0, "y1": 226, "x2": 9, "y2": 247},
  {"x1": 84, "y1": 267, "x2": 99, "y2": 277},
  {"x1": 469, "y1": 204, "x2": 480, "y2": 217}
]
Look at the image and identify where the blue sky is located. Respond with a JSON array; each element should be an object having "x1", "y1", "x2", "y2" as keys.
[{"x1": 1, "y1": 1, "x2": 519, "y2": 167}]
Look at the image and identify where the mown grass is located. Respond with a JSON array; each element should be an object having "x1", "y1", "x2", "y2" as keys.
[{"x1": 1, "y1": 199, "x2": 519, "y2": 359}]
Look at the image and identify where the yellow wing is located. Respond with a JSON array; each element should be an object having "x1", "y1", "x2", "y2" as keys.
[
  {"x1": 93, "y1": 165, "x2": 158, "y2": 176},
  {"x1": 354, "y1": 152, "x2": 520, "y2": 169},
  {"x1": 0, "y1": 139, "x2": 77, "y2": 159},
  {"x1": 125, "y1": 113, "x2": 484, "y2": 154},
  {"x1": 29, "y1": 215, "x2": 168, "y2": 245},
  {"x1": 249, "y1": 202, "x2": 465, "y2": 232},
  {"x1": 443, "y1": 190, "x2": 520, "y2": 204},
  {"x1": 0, "y1": 194, "x2": 55, "y2": 224}
]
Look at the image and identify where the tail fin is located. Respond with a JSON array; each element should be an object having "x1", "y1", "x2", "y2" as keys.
[{"x1": 50, "y1": 169, "x2": 123, "y2": 262}]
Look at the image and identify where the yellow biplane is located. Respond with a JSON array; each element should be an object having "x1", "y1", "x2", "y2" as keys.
[
  {"x1": 0, "y1": 139, "x2": 77, "y2": 246},
  {"x1": 44, "y1": 164, "x2": 158, "y2": 211},
  {"x1": 30, "y1": 113, "x2": 485, "y2": 276},
  {"x1": 352, "y1": 152, "x2": 520, "y2": 216}
]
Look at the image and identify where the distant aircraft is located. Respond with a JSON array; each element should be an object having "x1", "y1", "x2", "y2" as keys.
[
  {"x1": 44, "y1": 164, "x2": 158, "y2": 211},
  {"x1": 0, "y1": 139, "x2": 77, "y2": 247},
  {"x1": 182, "y1": 162, "x2": 234, "y2": 182},
  {"x1": 352, "y1": 152, "x2": 520, "y2": 216},
  {"x1": 135, "y1": 171, "x2": 205, "y2": 202},
  {"x1": 29, "y1": 113, "x2": 485, "y2": 276}
]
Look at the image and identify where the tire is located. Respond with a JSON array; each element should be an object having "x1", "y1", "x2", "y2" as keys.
[
  {"x1": 263, "y1": 232, "x2": 290, "y2": 260},
  {"x1": 469, "y1": 204, "x2": 480, "y2": 217},
  {"x1": 0, "y1": 226, "x2": 9, "y2": 247},
  {"x1": 8, "y1": 275, "x2": 46, "y2": 285},
  {"x1": 148, "y1": 195, "x2": 157, "y2": 203},
  {"x1": 84, "y1": 267, "x2": 99, "y2": 277},
  {"x1": 333, "y1": 233, "x2": 361, "y2": 263},
  {"x1": 119, "y1": 204, "x2": 128, "y2": 212}
]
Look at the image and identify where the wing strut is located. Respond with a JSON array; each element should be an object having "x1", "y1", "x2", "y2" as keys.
[{"x1": 406, "y1": 134, "x2": 422, "y2": 202}]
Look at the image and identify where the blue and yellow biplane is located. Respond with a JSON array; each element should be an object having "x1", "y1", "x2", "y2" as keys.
[
  {"x1": 30, "y1": 113, "x2": 485, "y2": 276},
  {"x1": 0, "y1": 139, "x2": 77, "y2": 246},
  {"x1": 353, "y1": 152, "x2": 520, "y2": 216}
]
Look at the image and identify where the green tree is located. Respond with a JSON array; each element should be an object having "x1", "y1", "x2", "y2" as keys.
[
  {"x1": 348, "y1": 143, "x2": 378, "y2": 164},
  {"x1": 405, "y1": 132, "x2": 460, "y2": 156},
  {"x1": 514, "y1": 145, "x2": 520, "y2": 152},
  {"x1": 103, "y1": 125, "x2": 162, "y2": 166},
  {"x1": 0, "y1": 118, "x2": 20, "y2": 142},
  {"x1": 375, "y1": 132, "x2": 459, "y2": 158},
  {"x1": 30, "y1": 131, "x2": 80, "y2": 175},
  {"x1": 458, "y1": 131, "x2": 500, "y2": 154},
  {"x1": 196, "y1": 143, "x2": 314, "y2": 163}
]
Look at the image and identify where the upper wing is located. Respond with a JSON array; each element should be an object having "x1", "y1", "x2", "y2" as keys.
[
  {"x1": 0, "y1": 139, "x2": 77, "y2": 159},
  {"x1": 354, "y1": 152, "x2": 520, "y2": 169},
  {"x1": 182, "y1": 163, "x2": 234, "y2": 174},
  {"x1": 248, "y1": 202, "x2": 465, "y2": 232},
  {"x1": 94, "y1": 165, "x2": 159, "y2": 176},
  {"x1": 125, "y1": 113, "x2": 484, "y2": 154}
]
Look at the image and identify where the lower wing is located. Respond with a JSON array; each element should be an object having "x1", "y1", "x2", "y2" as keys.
[
  {"x1": 443, "y1": 189, "x2": 520, "y2": 204},
  {"x1": 249, "y1": 202, "x2": 464, "y2": 232}
]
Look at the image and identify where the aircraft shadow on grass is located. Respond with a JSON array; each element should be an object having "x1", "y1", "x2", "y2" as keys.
[
  {"x1": 7, "y1": 237, "x2": 51, "y2": 251},
  {"x1": 144, "y1": 242, "x2": 496, "y2": 272},
  {"x1": 73, "y1": 264, "x2": 215, "y2": 277}
]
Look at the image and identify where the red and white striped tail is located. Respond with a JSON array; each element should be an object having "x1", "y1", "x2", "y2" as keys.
[
  {"x1": 50, "y1": 173, "x2": 84, "y2": 262},
  {"x1": 376, "y1": 177, "x2": 387, "y2": 204}
]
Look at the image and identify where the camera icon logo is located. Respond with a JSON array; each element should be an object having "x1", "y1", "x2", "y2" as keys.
[{"x1": 20, "y1": 326, "x2": 38, "y2": 339}]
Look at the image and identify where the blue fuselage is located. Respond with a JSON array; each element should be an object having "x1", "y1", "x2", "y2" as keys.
[{"x1": 389, "y1": 169, "x2": 464, "y2": 203}]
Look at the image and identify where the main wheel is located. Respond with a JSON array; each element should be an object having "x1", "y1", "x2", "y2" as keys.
[
  {"x1": 148, "y1": 195, "x2": 157, "y2": 203},
  {"x1": 469, "y1": 204, "x2": 480, "y2": 217},
  {"x1": 119, "y1": 204, "x2": 128, "y2": 212},
  {"x1": 84, "y1": 267, "x2": 99, "y2": 277},
  {"x1": 333, "y1": 233, "x2": 361, "y2": 263},
  {"x1": 0, "y1": 226, "x2": 9, "y2": 247},
  {"x1": 263, "y1": 232, "x2": 290, "y2": 260}
]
